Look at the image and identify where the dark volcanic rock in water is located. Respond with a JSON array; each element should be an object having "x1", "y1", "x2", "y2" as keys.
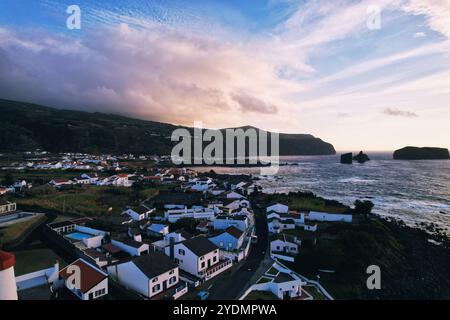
[
  {"x1": 393, "y1": 147, "x2": 450, "y2": 160},
  {"x1": 353, "y1": 151, "x2": 370, "y2": 163},
  {"x1": 340, "y1": 153, "x2": 353, "y2": 164}
]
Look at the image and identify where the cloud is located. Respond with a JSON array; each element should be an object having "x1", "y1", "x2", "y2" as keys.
[
  {"x1": 382, "y1": 108, "x2": 419, "y2": 118},
  {"x1": 232, "y1": 92, "x2": 278, "y2": 114},
  {"x1": 414, "y1": 32, "x2": 426, "y2": 38},
  {"x1": 403, "y1": 0, "x2": 450, "y2": 38},
  {"x1": 0, "y1": 25, "x2": 297, "y2": 128}
]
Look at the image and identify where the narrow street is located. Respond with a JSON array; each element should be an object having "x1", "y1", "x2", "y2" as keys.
[{"x1": 208, "y1": 201, "x2": 270, "y2": 300}]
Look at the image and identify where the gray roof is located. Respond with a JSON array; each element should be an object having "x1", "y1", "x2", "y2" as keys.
[
  {"x1": 133, "y1": 252, "x2": 178, "y2": 279},
  {"x1": 216, "y1": 215, "x2": 247, "y2": 221},
  {"x1": 182, "y1": 236, "x2": 218, "y2": 256}
]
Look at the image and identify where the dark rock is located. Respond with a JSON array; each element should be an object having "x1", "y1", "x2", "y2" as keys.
[
  {"x1": 340, "y1": 153, "x2": 353, "y2": 164},
  {"x1": 393, "y1": 147, "x2": 450, "y2": 160},
  {"x1": 353, "y1": 151, "x2": 370, "y2": 163}
]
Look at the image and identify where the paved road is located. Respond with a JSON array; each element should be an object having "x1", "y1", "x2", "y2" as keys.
[{"x1": 208, "y1": 203, "x2": 269, "y2": 300}]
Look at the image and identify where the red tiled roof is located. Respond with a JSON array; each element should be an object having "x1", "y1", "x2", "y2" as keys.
[
  {"x1": 0, "y1": 251, "x2": 15, "y2": 271},
  {"x1": 225, "y1": 226, "x2": 244, "y2": 239},
  {"x1": 59, "y1": 259, "x2": 107, "y2": 293},
  {"x1": 52, "y1": 179, "x2": 70, "y2": 184}
]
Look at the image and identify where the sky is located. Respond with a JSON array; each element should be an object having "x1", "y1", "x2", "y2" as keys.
[{"x1": 0, "y1": 0, "x2": 449, "y2": 151}]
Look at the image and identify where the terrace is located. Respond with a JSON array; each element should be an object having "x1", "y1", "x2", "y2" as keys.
[{"x1": 199, "y1": 259, "x2": 233, "y2": 281}]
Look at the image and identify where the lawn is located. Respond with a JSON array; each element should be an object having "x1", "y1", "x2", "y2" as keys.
[
  {"x1": 13, "y1": 185, "x2": 161, "y2": 218},
  {"x1": 265, "y1": 267, "x2": 278, "y2": 276},
  {"x1": 244, "y1": 291, "x2": 279, "y2": 300},
  {"x1": 12, "y1": 242, "x2": 67, "y2": 276},
  {"x1": 303, "y1": 285, "x2": 326, "y2": 300},
  {"x1": 0, "y1": 214, "x2": 47, "y2": 245},
  {"x1": 256, "y1": 276, "x2": 273, "y2": 284}
]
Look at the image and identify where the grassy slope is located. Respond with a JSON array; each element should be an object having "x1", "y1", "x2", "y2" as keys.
[
  {"x1": 12, "y1": 184, "x2": 160, "y2": 217},
  {"x1": 290, "y1": 216, "x2": 450, "y2": 299},
  {"x1": 0, "y1": 214, "x2": 47, "y2": 245},
  {"x1": 0, "y1": 99, "x2": 335, "y2": 155}
]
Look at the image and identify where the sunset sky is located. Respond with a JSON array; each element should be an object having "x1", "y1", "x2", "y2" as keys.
[{"x1": 0, "y1": 0, "x2": 449, "y2": 151}]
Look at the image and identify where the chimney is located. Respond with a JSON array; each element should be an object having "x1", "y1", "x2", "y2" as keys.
[{"x1": 169, "y1": 237, "x2": 175, "y2": 261}]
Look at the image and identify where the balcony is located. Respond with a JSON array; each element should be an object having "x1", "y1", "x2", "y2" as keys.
[{"x1": 199, "y1": 259, "x2": 233, "y2": 281}]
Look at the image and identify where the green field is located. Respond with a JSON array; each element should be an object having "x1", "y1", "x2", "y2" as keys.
[
  {"x1": 12, "y1": 242, "x2": 67, "y2": 276},
  {"x1": 0, "y1": 214, "x2": 47, "y2": 245},
  {"x1": 11, "y1": 184, "x2": 161, "y2": 218}
]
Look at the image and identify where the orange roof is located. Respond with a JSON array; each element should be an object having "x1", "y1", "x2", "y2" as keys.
[
  {"x1": 0, "y1": 251, "x2": 15, "y2": 271},
  {"x1": 59, "y1": 259, "x2": 107, "y2": 293},
  {"x1": 53, "y1": 179, "x2": 70, "y2": 183}
]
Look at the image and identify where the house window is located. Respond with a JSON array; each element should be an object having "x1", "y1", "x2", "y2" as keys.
[
  {"x1": 152, "y1": 284, "x2": 161, "y2": 292},
  {"x1": 169, "y1": 270, "x2": 175, "y2": 275},
  {"x1": 178, "y1": 249, "x2": 185, "y2": 255},
  {"x1": 200, "y1": 256, "x2": 204, "y2": 260},
  {"x1": 169, "y1": 276, "x2": 177, "y2": 284},
  {"x1": 213, "y1": 256, "x2": 217, "y2": 263},
  {"x1": 219, "y1": 241, "x2": 224, "y2": 247},
  {"x1": 201, "y1": 261, "x2": 205, "y2": 268},
  {"x1": 95, "y1": 288, "x2": 106, "y2": 297},
  {"x1": 228, "y1": 242, "x2": 232, "y2": 248},
  {"x1": 152, "y1": 277, "x2": 159, "y2": 283}
]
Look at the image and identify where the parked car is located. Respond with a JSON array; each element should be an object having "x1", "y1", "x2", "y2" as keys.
[{"x1": 197, "y1": 291, "x2": 210, "y2": 300}]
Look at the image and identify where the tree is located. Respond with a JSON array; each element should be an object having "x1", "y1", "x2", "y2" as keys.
[{"x1": 353, "y1": 200, "x2": 374, "y2": 215}]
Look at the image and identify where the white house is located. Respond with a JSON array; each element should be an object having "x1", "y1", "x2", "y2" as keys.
[
  {"x1": 147, "y1": 223, "x2": 169, "y2": 236},
  {"x1": 213, "y1": 215, "x2": 249, "y2": 232},
  {"x1": 266, "y1": 203, "x2": 289, "y2": 214},
  {"x1": 74, "y1": 173, "x2": 98, "y2": 185},
  {"x1": 49, "y1": 179, "x2": 73, "y2": 187},
  {"x1": 152, "y1": 230, "x2": 192, "y2": 252},
  {"x1": 164, "y1": 236, "x2": 232, "y2": 280},
  {"x1": 189, "y1": 178, "x2": 214, "y2": 192},
  {"x1": 48, "y1": 220, "x2": 76, "y2": 234},
  {"x1": 224, "y1": 199, "x2": 250, "y2": 211},
  {"x1": 123, "y1": 206, "x2": 155, "y2": 221},
  {"x1": 112, "y1": 174, "x2": 134, "y2": 187},
  {"x1": 267, "y1": 211, "x2": 305, "y2": 226},
  {"x1": 267, "y1": 216, "x2": 295, "y2": 234},
  {"x1": 0, "y1": 200, "x2": 17, "y2": 215},
  {"x1": 270, "y1": 234, "x2": 301, "y2": 262},
  {"x1": 209, "y1": 226, "x2": 244, "y2": 251},
  {"x1": 164, "y1": 207, "x2": 216, "y2": 223},
  {"x1": 112, "y1": 239, "x2": 150, "y2": 256},
  {"x1": 107, "y1": 252, "x2": 184, "y2": 299},
  {"x1": 225, "y1": 191, "x2": 246, "y2": 199},
  {"x1": 246, "y1": 263, "x2": 305, "y2": 300},
  {"x1": 58, "y1": 258, "x2": 108, "y2": 300},
  {"x1": 308, "y1": 211, "x2": 353, "y2": 223}
]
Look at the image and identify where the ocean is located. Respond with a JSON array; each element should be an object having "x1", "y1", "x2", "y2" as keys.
[{"x1": 194, "y1": 152, "x2": 450, "y2": 233}]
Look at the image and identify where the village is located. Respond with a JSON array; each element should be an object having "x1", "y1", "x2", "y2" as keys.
[{"x1": 0, "y1": 151, "x2": 353, "y2": 301}]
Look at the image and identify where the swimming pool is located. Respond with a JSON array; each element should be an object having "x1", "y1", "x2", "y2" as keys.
[{"x1": 66, "y1": 232, "x2": 92, "y2": 241}]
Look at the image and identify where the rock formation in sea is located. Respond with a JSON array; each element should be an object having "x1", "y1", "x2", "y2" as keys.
[
  {"x1": 353, "y1": 151, "x2": 370, "y2": 163},
  {"x1": 340, "y1": 153, "x2": 353, "y2": 164},
  {"x1": 393, "y1": 147, "x2": 450, "y2": 160}
]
